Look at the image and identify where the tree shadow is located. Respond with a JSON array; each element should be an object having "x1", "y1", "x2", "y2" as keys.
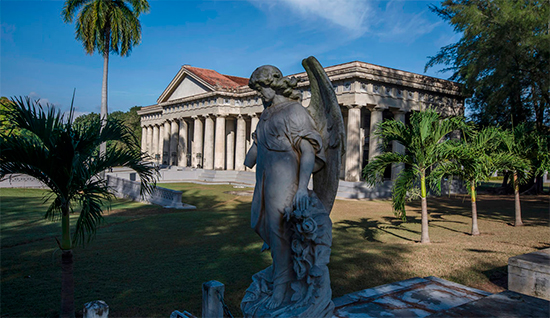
[
  {"x1": 0, "y1": 186, "x2": 262, "y2": 317},
  {"x1": 330, "y1": 223, "x2": 414, "y2": 298},
  {"x1": 481, "y1": 265, "x2": 508, "y2": 290},
  {"x1": 408, "y1": 194, "x2": 550, "y2": 227},
  {"x1": 336, "y1": 218, "x2": 419, "y2": 243}
]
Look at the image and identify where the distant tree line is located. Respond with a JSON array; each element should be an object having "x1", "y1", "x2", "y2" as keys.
[
  {"x1": 73, "y1": 106, "x2": 142, "y2": 151},
  {"x1": 425, "y1": 0, "x2": 549, "y2": 193}
]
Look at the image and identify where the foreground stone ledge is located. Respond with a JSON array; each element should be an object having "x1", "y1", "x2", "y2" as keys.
[
  {"x1": 508, "y1": 248, "x2": 550, "y2": 300},
  {"x1": 428, "y1": 290, "x2": 549, "y2": 317},
  {"x1": 332, "y1": 276, "x2": 491, "y2": 317}
]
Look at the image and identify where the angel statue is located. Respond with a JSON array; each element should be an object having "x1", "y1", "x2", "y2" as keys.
[{"x1": 241, "y1": 56, "x2": 345, "y2": 317}]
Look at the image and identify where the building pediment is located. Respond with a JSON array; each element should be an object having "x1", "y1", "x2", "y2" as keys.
[{"x1": 157, "y1": 65, "x2": 249, "y2": 104}]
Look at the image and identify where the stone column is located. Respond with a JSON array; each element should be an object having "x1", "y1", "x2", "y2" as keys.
[
  {"x1": 192, "y1": 116, "x2": 204, "y2": 168},
  {"x1": 250, "y1": 113, "x2": 259, "y2": 134},
  {"x1": 202, "y1": 281, "x2": 224, "y2": 318},
  {"x1": 146, "y1": 125, "x2": 153, "y2": 156},
  {"x1": 203, "y1": 115, "x2": 215, "y2": 170},
  {"x1": 235, "y1": 115, "x2": 247, "y2": 171},
  {"x1": 248, "y1": 113, "x2": 259, "y2": 172},
  {"x1": 158, "y1": 124, "x2": 164, "y2": 162},
  {"x1": 178, "y1": 119, "x2": 188, "y2": 167},
  {"x1": 141, "y1": 126, "x2": 147, "y2": 153},
  {"x1": 345, "y1": 105, "x2": 362, "y2": 182},
  {"x1": 152, "y1": 125, "x2": 159, "y2": 162},
  {"x1": 214, "y1": 115, "x2": 226, "y2": 170},
  {"x1": 368, "y1": 106, "x2": 384, "y2": 162},
  {"x1": 163, "y1": 121, "x2": 171, "y2": 165},
  {"x1": 170, "y1": 120, "x2": 179, "y2": 165},
  {"x1": 391, "y1": 110, "x2": 406, "y2": 180},
  {"x1": 226, "y1": 117, "x2": 235, "y2": 170}
]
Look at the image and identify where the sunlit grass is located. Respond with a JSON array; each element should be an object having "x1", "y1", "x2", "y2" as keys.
[{"x1": 1, "y1": 184, "x2": 548, "y2": 317}]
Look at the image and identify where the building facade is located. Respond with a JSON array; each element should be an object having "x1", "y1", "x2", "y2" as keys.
[{"x1": 138, "y1": 61, "x2": 464, "y2": 182}]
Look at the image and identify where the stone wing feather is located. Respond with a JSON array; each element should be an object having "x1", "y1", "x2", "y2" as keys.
[{"x1": 302, "y1": 56, "x2": 345, "y2": 212}]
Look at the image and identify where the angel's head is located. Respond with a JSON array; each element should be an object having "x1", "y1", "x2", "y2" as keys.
[{"x1": 249, "y1": 65, "x2": 300, "y2": 107}]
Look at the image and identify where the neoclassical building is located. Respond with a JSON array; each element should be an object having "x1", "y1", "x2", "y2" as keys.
[{"x1": 138, "y1": 61, "x2": 464, "y2": 182}]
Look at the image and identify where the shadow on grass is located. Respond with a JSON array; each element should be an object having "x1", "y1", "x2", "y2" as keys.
[
  {"x1": 336, "y1": 218, "x2": 419, "y2": 243},
  {"x1": 481, "y1": 265, "x2": 508, "y2": 291},
  {"x1": 1, "y1": 186, "x2": 268, "y2": 317},
  {"x1": 0, "y1": 185, "x2": 416, "y2": 317},
  {"x1": 330, "y1": 222, "x2": 414, "y2": 298},
  {"x1": 408, "y1": 194, "x2": 550, "y2": 227}
]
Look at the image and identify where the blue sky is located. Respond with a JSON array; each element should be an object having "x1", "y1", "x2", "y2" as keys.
[{"x1": 1, "y1": 0, "x2": 460, "y2": 115}]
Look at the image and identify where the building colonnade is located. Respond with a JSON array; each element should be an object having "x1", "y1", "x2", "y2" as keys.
[
  {"x1": 141, "y1": 106, "x2": 407, "y2": 182},
  {"x1": 141, "y1": 113, "x2": 260, "y2": 172},
  {"x1": 138, "y1": 60, "x2": 465, "y2": 183}
]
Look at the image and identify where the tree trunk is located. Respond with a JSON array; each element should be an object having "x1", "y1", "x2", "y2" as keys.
[
  {"x1": 513, "y1": 172, "x2": 523, "y2": 226},
  {"x1": 535, "y1": 176, "x2": 543, "y2": 194},
  {"x1": 60, "y1": 205, "x2": 74, "y2": 317},
  {"x1": 501, "y1": 171, "x2": 509, "y2": 188},
  {"x1": 61, "y1": 250, "x2": 75, "y2": 318},
  {"x1": 420, "y1": 171, "x2": 430, "y2": 243},
  {"x1": 470, "y1": 181, "x2": 480, "y2": 236},
  {"x1": 100, "y1": 45, "x2": 109, "y2": 156}
]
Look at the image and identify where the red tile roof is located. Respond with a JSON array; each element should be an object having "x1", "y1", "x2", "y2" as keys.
[
  {"x1": 224, "y1": 75, "x2": 250, "y2": 87},
  {"x1": 185, "y1": 66, "x2": 248, "y2": 89}
]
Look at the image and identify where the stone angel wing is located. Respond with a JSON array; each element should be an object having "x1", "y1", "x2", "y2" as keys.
[{"x1": 302, "y1": 56, "x2": 346, "y2": 212}]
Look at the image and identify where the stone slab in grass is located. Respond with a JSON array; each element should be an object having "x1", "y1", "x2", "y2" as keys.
[
  {"x1": 508, "y1": 248, "x2": 550, "y2": 300},
  {"x1": 332, "y1": 276, "x2": 491, "y2": 317}
]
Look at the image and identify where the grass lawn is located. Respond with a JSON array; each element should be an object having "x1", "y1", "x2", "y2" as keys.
[{"x1": 1, "y1": 184, "x2": 549, "y2": 317}]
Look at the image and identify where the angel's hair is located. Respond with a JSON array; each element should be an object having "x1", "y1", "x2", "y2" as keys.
[{"x1": 249, "y1": 65, "x2": 301, "y2": 100}]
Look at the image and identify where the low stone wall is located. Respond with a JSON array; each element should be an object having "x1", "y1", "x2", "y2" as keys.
[
  {"x1": 337, "y1": 180, "x2": 392, "y2": 199},
  {"x1": 0, "y1": 175, "x2": 46, "y2": 188},
  {"x1": 508, "y1": 248, "x2": 550, "y2": 300},
  {"x1": 107, "y1": 175, "x2": 195, "y2": 209}
]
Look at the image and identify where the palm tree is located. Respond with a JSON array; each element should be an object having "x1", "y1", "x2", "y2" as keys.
[
  {"x1": 439, "y1": 126, "x2": 525, "y2": 235},
  {"x1": 500, "y1": 124, "x2": 535, "y2": 226},
  {"x1": 62, "y1": 0, "x2": 150, "y2": 153},
  {"x1": 363, "y1": 109, "x2": 464, "y2": 244},
  {"x1": 0, "y1": 97, "x2": 157, "y2": 317}
]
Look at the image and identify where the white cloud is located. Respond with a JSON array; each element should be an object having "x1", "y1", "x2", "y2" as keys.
[
  {"x1": 279, "y1": 0, "x2": 371, "y2": 36},
  {"x1": 28, "y1": 92, "x2": 61, "y2": 108},
  {"x1": 28, "y1": 92, "x2": 50, "y2": 105},
  {"x1": 250, "y1": 0, "x2": 440, "y2": 43},
  {"x1": 372, "y1": 1, "x2": 441, "y2": 43}
]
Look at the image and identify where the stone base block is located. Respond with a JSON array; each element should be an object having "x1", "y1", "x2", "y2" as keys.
[{"x1": 508, "y1": 248, "x2": 550, "y2": 300}]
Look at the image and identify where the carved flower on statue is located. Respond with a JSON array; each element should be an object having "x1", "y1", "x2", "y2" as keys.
[
  {"x1": 292, "y1": 238, "x2": 305, "y2": 256},
  {"x1": 294, "y1": 255, "x2": 308, "y2": 279},
  {"x1": 301, "y1": 217, "x2": 318, "y2": 241}
]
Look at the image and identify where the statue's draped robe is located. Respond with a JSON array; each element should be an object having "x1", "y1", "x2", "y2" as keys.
[{"x1": 251, "y1": 100, "x2": 325, "y2": 286}]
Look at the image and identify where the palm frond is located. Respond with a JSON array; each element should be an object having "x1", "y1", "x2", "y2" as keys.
[
  {"x1": 391, "y1": 168, "x2": 417, "y2": 220},
  {"x1": 1, "y1": 96, "x2": 157, "y2": 246},
  {"x1": 72, "y1": 182, "x2": 113, "y2": 245},
  {"x1": 45, "y1": 196, "x2": 64, "y2": 222},
  {"x1": 363, "y1": 152, "x2": 411, "y2": 186},
  {"x1": 66, "y1": 0, "x2": 149, "y2": 56}
]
